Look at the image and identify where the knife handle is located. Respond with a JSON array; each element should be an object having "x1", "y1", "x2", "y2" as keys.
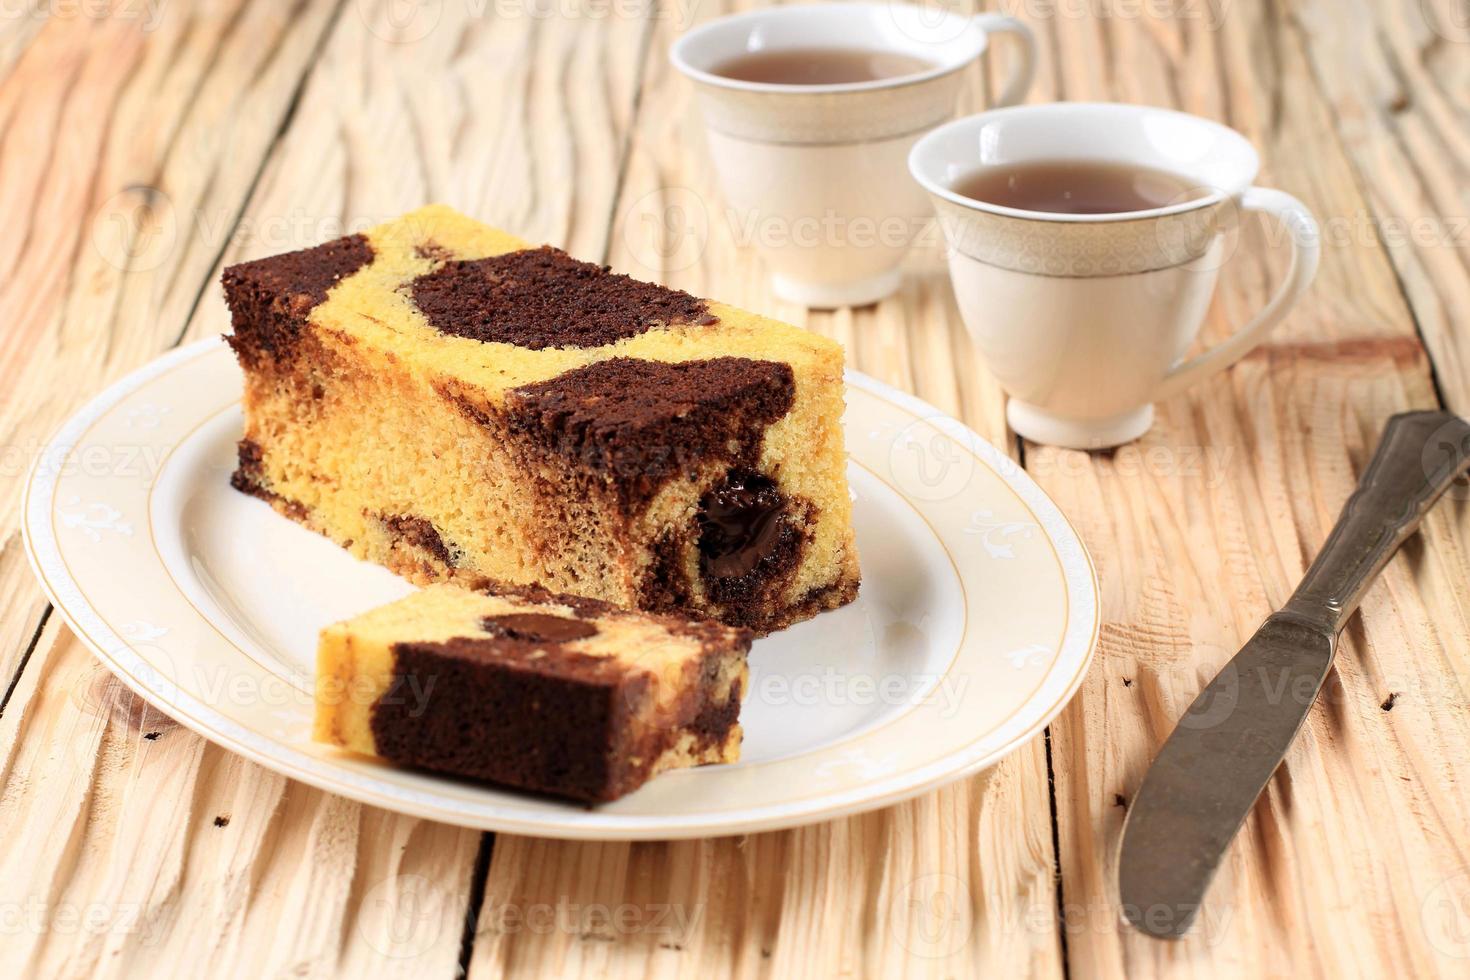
[{"x1": 1283, "y1": 411, "x2": 1470, "y2": 634}]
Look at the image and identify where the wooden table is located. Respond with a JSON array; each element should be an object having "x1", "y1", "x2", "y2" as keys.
[{"x1": 3, "y1": 0, "x2": 1468, "y2": 975}]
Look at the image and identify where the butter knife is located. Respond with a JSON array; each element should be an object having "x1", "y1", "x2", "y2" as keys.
[{"x1": 1118, "y1": 410, "x2": 1470, "y2": 938}]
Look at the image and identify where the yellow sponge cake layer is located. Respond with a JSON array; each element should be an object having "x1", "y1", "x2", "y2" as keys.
[{"x1": 224, "y1": 205, "x2": 858, "y2": 632}]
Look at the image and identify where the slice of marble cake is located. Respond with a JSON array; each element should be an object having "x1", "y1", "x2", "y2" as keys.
[
  {"x1": 314, "y1": 583, "x2": 750, "y2": 802},
  {"x1": 223, "y1": 205, "x2": 858, "y2": 633}
]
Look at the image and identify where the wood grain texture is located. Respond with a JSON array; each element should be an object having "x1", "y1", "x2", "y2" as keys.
[
  {"x1": 1290, "y1": 0, "x2": 1470, "y2": 411},
  {"x1": 2, "y1": 0, "x2": 1469, "y2": 977},
  {"x1": 1024, "y1": 0, "x2": 1470, "y2": 976},
  {"x1": 0, "y1": 0, "x2": 345, "y2": 703},
  {"x1": 0, "y1": 620, "x2": 482, "y2": 978},
  {"x1": 0, "y1": 10, "x2": 350, "y2": 965}
]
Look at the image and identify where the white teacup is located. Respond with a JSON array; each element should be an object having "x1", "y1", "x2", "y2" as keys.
[
  {"x1": 909, "y1": 102, "x2": 1321, "y2": 448},
  {"x1": 671, "y1": 2, "x2": 1035, "y2": 308}
]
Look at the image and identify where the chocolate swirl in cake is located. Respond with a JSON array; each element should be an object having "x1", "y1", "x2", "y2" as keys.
[
  {"x1": 223, "y1": 235, "x2": 375, "y2": 368},
  {"x1": 410, "y1": 247, "x2": 717, "y2": 350},
  {"x1": 481, "y1": 613, "x2": 598, "y2": 643},
  {"x1": 504, "y1": 356, "x2": 796, "y2": 510},
  {"x1": 371, "y1": 635, "x2": 636, "y2": 799}
]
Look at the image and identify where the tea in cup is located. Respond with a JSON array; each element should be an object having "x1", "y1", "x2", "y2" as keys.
[
  {"x1": 909, "y1": 102, "x2": 1321, "y2": 448},
  {"x1": 671, "y1": 2, "x2": 1036, "y2": 308}
]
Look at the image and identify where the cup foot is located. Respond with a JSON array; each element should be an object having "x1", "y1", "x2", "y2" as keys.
[
  {"x1": 771, "y1": 270, "x2": 901, "y2": 308},
  {"x1": 1007, "y1": 401, "x2": 1155, "y2": 450}
]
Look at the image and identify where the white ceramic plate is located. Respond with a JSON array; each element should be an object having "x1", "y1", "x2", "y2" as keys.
[{"x1": 23, "y1": 337, "x2": 1097, "y2": 839}]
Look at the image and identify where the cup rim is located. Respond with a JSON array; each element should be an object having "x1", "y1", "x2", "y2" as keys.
[
  {"x1": 908, "y1": 102, "x2": 1261, "y2": 224},
  {"x1": 668, "y1": 2, "x2": 988, "y2": 96}
]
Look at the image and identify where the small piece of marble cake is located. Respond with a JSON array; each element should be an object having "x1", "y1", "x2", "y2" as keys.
[
  {"x1": 314, "y1": 583, "x2": 751, "y2": 802},
  {"x1": 223, "y1": 205, "x2": 858, "y2": 634}
]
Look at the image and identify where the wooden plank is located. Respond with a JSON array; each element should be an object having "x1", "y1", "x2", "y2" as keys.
[
  {"x1": 0, "y1": 5, "x2": 348, "y2": 970},
  {"x1": 1290, "y1": 0, "x2": 1470, "y2": 411},
  {"x1": 1, "y1": 1, "x2": 653, "y2": 976},
  {"x1": 0, "y1": 0, "x2": 346, "y2": 698},
  {"x1": 7, "y1": 3, "x2": 1464, "y2": 977},
  {"x1": 1030, "y1": 0, "x2": 1470, "y2": 976},
  {"x1": 468, "y1": 1, "x2": 1063, "y2": 977},
  {"x1": 0, "y1": 612, "x2": 484, "y2": 978}
]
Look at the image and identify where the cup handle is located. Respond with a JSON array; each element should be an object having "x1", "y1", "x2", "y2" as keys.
[
  {"x1": 1154, "y1": 187, "x2": 1321, "y2": 402},
  {"x1": 973, "y1": 14, "x2": 1037, "y2": 108}
]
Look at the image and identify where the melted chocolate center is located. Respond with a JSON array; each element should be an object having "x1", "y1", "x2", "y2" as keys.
[
  {"x1": 481, "y1": 613, "x2": 597, "y2": 644},
  {"x1": 698, "y1": 469, "x2": 787, "y2": 579}
]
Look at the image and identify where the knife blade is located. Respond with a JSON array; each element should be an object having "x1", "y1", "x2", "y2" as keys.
[{"x1": 1119, "y1": 410, "x2": 1470, "y2": 939}]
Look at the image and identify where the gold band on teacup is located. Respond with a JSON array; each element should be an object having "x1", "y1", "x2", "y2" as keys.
[
  {"x1": 934, "y1": 197, "x2": 1228, "y2": 278},
  {"x1": 692, "y1": 73, "x2": 965, "y2": 146}
]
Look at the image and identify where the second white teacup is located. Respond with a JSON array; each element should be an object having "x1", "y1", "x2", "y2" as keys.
[
  {"x1": 909, "y1": 102, "x2": 1322, "y2": 449},
  {"x1": 671, "y1": 2, "x2": 1035, "y2": 308}
]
